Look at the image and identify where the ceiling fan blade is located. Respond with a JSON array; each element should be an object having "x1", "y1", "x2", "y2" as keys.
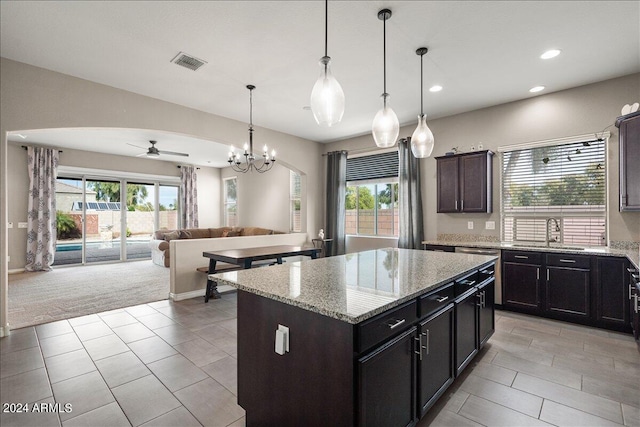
[
  {"x1": 127, "y1": 143, "x2": 148, "y2": 149},
  {"x1": 158, "y1": 150, "x2": 189, "y2": 157}
]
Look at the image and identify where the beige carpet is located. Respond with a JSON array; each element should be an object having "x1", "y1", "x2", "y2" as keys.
[{"x1": 8, "y1": 260, "x2": 170, "y2": 329}]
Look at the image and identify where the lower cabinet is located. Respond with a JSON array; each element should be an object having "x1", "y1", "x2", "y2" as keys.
[
  {"x1": 417, "y1": 305, "x2": 454, "y2": 418},
  {"x1": 454, "y1": 289, "x2": 478, "y2": 376},
  {"x1": 478, "y1": 277, "x2": 495, "y2": 347},
  {"x1": 502, "y1": 250, "x2": 633, "y2": 332},
  {"x1": 357, "y1": 327, "x2": 416, "y2": 427}
]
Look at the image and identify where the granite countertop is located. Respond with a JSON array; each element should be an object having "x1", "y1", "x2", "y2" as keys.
[
  {"x1": 211, "y1": 248, "x2": 497, "y2": 324},
  {"x1": 422, "y1": 240, "x2": 639, "y2": 270}
]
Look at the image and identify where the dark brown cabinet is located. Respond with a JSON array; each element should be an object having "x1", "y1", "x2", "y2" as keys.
[
  {"x1": 357, "y1": 327, "x2": 416, "y2": 427},
  {"x1": 595, "y1": 257, "x2": 630, "y2": 329},
  {"x1": 616, "y1": 111, "x2": 640, "y2": 211},
  {"x1": 454, "y1": 288, "x2": 478, "y2": 376},
  {"x1": 417, "y1": 305, "x2": 454, "y2": 418},
  {"x1": 478, "y1": 277, "x2": 495, "y2": 347},
  {"x1": 502, "y1": 249, "x2": 633, "y2": 333},
  {"x1": 436, "y1": 151, "x2": 493, "y2": 213},
  {"x1": 502, "y1": 251, "x2": 542, "y2": 313},
  {"x1": 629, "y1": 267, "x2": 640, "y2": 347}
]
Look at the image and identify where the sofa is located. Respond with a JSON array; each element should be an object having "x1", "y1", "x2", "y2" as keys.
[{"x1": 150, "y1": 226, "x2": 280, "y2": 267}]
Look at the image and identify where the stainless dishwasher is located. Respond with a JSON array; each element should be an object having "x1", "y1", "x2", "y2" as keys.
[{"x1": 455, "y1": 247, "x2": 502, "y2": 305}]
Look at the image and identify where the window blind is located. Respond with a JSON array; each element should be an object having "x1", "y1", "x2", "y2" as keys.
[
  {"x1": 346, "y1": 151, "x2": 399, "y2": 182},
  {"x1": 501, "y1": 138, "x2": 606, "y2": 246}
]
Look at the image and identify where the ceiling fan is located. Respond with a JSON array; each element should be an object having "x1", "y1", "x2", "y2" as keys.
[{"x1": 127, "y1": 140, "x2": 189, "y2": 158}]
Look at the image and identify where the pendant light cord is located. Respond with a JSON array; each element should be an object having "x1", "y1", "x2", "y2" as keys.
[
  {"x1": 420, "y1": 53, "x2": 424, "y2": 115},
  {"x1": 383, "y1": 14, "x2": 387, "y2": 98},
  {"x1": 324, "y1": 0, "x2": 328, "y2": 58}
]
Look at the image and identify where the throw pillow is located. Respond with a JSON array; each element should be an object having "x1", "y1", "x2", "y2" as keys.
[
  {"x1": 163, "y1": 231, "x2": 180, "y2": 241},
  {"x1": 221, "y1": 230, "x2": 229, "y2": 238},
  {"x1": 227, "y1": 230, "x2": 241, "y2": 237},
  {"x1": 179, "y1": 230, "x2": 192, "y2": 239}
]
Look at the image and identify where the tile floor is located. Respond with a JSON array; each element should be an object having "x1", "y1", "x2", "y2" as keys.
[{"x1": 1, "y1": 294, "x2": 639, "y2": 427}]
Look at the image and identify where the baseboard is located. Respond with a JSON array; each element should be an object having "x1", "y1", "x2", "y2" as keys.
[
  {"x1": 169, "y1": 284, "x2": 236, "y2": 301},
  {"x1": 0, "y1": 324, "x2": 10, "y2": 338},
  {"x1": 8, "y1": 268, "x2": 25, "y2": 274}
]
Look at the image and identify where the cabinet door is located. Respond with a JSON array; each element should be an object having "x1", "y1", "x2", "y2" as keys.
[
  {"x1": 631, "y1": 285, "x2": 640, "y2": 345},
  {"x1": 503, "y1": 262, "x2": 541, "y2": 312},
  {"x1": 619, "y1": 113, "x2": 640, "y2": 210},
  {"x1": 478, "y1": 278, "x2": 495, "y2": 348},
  {"x1": 417, "y1": 306, "x2": 454, "y2": 418},
  {"x1": 459, "y1": 153, "x2": 489, "y2": 213},
  {"x1": 595, "y1": 257, "x2": 630, "y2": 330},
  {"x1": 546, "y1": 267, "x2": 590, "y2": 320},
  {"x1": 437, "y1": 157, "x2": 459, "y2": 213},
  {"x1": 357, "y1": 327, "x2": 416, "y2": 427},
  {"x1": 455, "y1": 290, "x2": 478, "y2": 376}
]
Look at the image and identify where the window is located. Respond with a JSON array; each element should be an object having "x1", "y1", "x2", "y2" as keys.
[
  {"x1": 501, "y1": 136, "x2": 606, "y2": 246},
  {"x1": 290, "y1": 171, "x2": 301, "y2": 232},
  {"x1": 223, "y1": 177, "x2": 237, "y2": 227},
  {"x1": 345, "y1": 151, "x2": 399, "y2": 237}
]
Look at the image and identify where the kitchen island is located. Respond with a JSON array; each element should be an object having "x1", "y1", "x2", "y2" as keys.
[{"x1": 212, "y1": 248, "x2": 497, "y2": 427}]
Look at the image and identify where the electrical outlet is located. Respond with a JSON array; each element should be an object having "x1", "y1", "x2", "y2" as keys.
[
  {"x1": 470, "y1": 145, "x2": 476, "y2": 151},
  {"x1": 18, "y1": 222, "x2": 27, "y2": 229},
  {"x1": 7, "y1": 222, "x2": 13, "y2": 228},
  {"x1": 485, "y1": 221, "x2": 495, "y2": 230},
  {"x1": 478, "y1": 143, "x2": 484, "y2": 150},
  {"x1": 467, "y1": 221, "x2": 474, "y2": 230}
]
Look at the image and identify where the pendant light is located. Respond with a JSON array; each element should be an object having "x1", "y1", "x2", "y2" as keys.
[
  {"x1": 310, "y1": 0, "x2": 345, "y2": 127},
  {"x1": 372, "y1": 9, "x2": 399, "y2": 148},
  {"x1": 411, "y1": 47, "x2": 435, "y2": 158}
]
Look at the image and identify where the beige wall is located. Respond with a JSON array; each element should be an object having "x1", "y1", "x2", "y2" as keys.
[
  {"x1": 0, "y1": 57, "x2": 323, "y2": 334},
  {"x1": 325, "y1": 73, "x2": 640, "y2": 247}
]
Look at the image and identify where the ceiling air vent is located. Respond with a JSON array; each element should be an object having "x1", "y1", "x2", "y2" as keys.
[{"x1": 171, "y1": 52, "x2": 207, "y2": 71}]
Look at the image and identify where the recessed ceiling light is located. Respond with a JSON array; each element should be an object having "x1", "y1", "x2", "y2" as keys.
[
  {"x1": 429, "y1": 85, "x2": 443, "y2": 92},
  {"x1": 540, "y1": 49, "x2": 561, "y2": 59},
  {"x1": 529, "y1": 86, "x2": 545, "y2": 93}
]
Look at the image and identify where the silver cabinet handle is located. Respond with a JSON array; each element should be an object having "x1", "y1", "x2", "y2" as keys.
[
  {"x1": 559, "y1": 259, "x2": 576, "y2": 263},
  {"x1": 547, "y1": 269, "x2": 550, "y2": 281},
  {"x1": 515, "y1": 255, "x2": 528, "y2": 259},
  {"x1": 635, "y1": 294, "x2": 638, "y2": 314},
  {"x1": 480, "y1": 269, "x2": 495, "y2": 275},
  {"x1": 476, "y1": 293, "x2": 483, "y2": 307},
  {"x1": 424, "y1": 330, "x2": 430, "y2": 355},
  {"x1": 461, "y1": 199, "x2": 464, "y2": 211},
  {"x1": 460, "y1": 280, "x2": 476, "y2": 286},
  {"x1": 387, "y1": 318, "x2": 406, "y2": 329},
  {"x1": 536, "y1": 267, "x2": 540, "y2": 281},
  {"x1": 414, "y1": 336, "x2": 423, "y2": 361},
  {"x1": 455, "y1": 200, "x2": 458, "y2": 211},
  {"x1": 436, "y1": 296, "x2": 449, "y2": 303}
]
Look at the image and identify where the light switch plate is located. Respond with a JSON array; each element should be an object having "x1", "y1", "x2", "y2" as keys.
[
  {"x1": 18, "y1": 222, "x2": 27, "y2": 229},
  {"x1": 485, "y1": 221, "x2": 496, "y2": 230},
  {"x1": 467, "y1": 221, "x2": 474, "y2": 230},
  {"x1": 7, "y1": 222, "x2": 13, "y2": 228}
]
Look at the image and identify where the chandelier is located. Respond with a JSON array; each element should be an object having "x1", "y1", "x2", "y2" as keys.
[{"x1": 228, "y1": 85, "x2": 276, "y2": 173}]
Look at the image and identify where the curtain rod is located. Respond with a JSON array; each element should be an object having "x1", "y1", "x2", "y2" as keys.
[
  {"x1": 177, "y1": 165, "x2": 200, "y2": 170},
  {"x1": 22, "y1": 145, "x2": 63, "y2": 153}
]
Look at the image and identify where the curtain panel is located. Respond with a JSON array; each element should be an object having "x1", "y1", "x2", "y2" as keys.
[
  {"x1": 180, "y1": 166, "x2": 199, "y2": 228},
  {"x1": 25, "y1": 146, "x2": 59, "y2": 271},
  {"x1": 326, "y1": 151, "x2": 347, "y2": 256},
  {"x1": 398, "y1": 138, "x2": 424, "y2": 249}
]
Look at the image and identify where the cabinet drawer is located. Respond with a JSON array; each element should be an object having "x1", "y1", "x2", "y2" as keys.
[
  {"x1": 454, "y1": 270, "x2": 479, "y2": 296},
  {"x1": 419, "y1": 283, "x2": 454, "y2": 319},
  {"x1": 478, "y1": 262, "x2": 496, "y2": 284},
  {"x1": 546, "y1": 253, "x2": 590, "y2": 269},
  {"x1": 503, "y1": 250, "x2": 542, "y2": 264},
  {"x1": 423, "y1": 244, "x2": 455, "y2": 252},
  {"x1": 357, "y1": 300, "x2": 418, "y2": 353}
]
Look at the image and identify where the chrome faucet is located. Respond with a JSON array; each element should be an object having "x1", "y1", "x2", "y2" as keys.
[{"x1": 546, "y1": 218, "x2": 561, "y2": 246}]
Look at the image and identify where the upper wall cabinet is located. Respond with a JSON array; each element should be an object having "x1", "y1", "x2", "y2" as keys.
[
  {"x1": 616, "y1": 111, "x2": 640, "y2": 211},
  {"x1": 436, "y1": 151, "x2": 494, "y2": 213}
]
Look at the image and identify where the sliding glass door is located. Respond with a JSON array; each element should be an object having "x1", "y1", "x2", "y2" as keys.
[{"x1": 54, "y1": 175, "x2": 180, "y2": 266}]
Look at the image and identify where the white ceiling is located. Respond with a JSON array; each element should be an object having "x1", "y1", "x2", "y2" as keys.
[{"x1": 1, "y1": 1, "x2": 639, "y2": 168}]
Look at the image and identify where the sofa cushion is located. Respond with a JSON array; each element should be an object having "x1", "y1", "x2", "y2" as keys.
[
  {"x1": 179, "y1": 230, "x2": 193, "y2": 239},
  {"x1": 164, "y1": 230, "x2": 180, "y2": 241},
  {"x1": 154, "y1": 229, "x2": 172, "y2": 240},
  {"x1": 209, "y1": 227, "x2": 232, "y2": 238},
  {"x1": 225, "y1": 230, "x2": 242, "y2": 237},
  {"x1": 187, "y1": 228, "x2": 211, "y2": 239},
  {"x1": 241, "y1": 227, "x2": 273, "y2": 236}
]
